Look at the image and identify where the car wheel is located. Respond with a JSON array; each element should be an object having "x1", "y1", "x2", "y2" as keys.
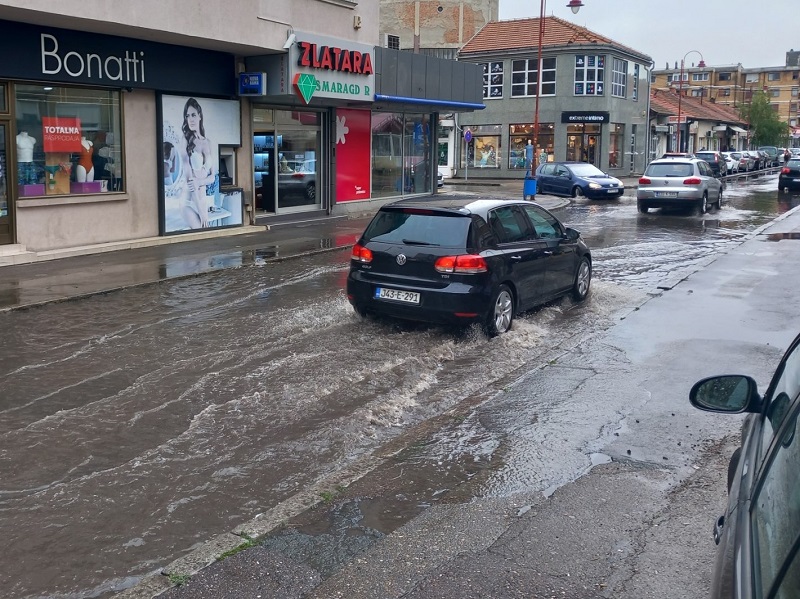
[
  {"x1": 572, "y1": 186, "x2": 584, "y2": 199},
  {"x1": 572, "y1": 257, "x2": 592, "y2": 301},
  {"x1": 637, "y1": 201, "x2": 649, "y2": 213},
  {"x1": 352, "y1": 304, "x2": 368, "y2": 318},
  {"x1": 697, "y1": 193, "x2": 708, "y2": 215},
  {"x1": 305, "y1": 182, "x2": 316, "y2": 201},
  {"x1": 485, "y1": 284, "x2": 514, "y2": 336}
]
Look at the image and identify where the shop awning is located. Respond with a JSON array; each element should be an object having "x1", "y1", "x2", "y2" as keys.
[
  {"x1": 712, "y1": 125, "x2": 727, "y2": 132},
  {"x1": 729, "y1": 126, "x2": 748, "y2": 134}
]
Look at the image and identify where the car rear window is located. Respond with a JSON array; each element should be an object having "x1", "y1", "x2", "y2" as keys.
[
  {"x1": 363, "y1": 209, "x2": 471, "y2": 247},
  {"x1": 645, "y1": 163, "x2": 694, "y2": 177},
  {"x1": 787, "y1": 159, "x2": 800, "y2": 167}
]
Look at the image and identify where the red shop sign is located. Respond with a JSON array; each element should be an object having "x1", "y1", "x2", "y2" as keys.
[{"x1": 42, "y1": 116, "x2": 82, "y2": 152}]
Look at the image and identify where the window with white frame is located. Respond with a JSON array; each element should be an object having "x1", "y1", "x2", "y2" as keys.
[
  {"x1": 793, "y1": 87, "x2": 799, "y2": 97},
  {"x1": 574, "y1": 55, "x2": 604, "y2": 96},
  {"x1": 768, "y1": 72, "x2": 781, "y2": 81},
  {"x1": 746, "y1": 73, "x2": 759, "y2": 83},
  {"x1": 721, "y1": 88, "x2": 731, "y2": 96},
  {"x1": 771, "y1": 89, "x2": 781, "y2": 97},
  {"x1": 511, "y1": 57, "x2": 556, "y2": 97},
  {"x1": 692, "y1": 72, "x2": 709, "y2": 82},
  {"x1": 632, "y1": 64, "x2": 640, "y2": 101},
  {"x1": 482, "y1": 62, "x2": 504, "y2": 99},
  {"x1": 691, "y1": 89, "x2": 705, "y2": 97},
  {"x1": 611, "y1": 58, "x2": 627, "y2": 97}
]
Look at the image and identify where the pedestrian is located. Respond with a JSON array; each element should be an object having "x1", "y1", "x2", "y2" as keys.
[{"x1": 784, "y1": 148, "x2": 791, "y2": 164}]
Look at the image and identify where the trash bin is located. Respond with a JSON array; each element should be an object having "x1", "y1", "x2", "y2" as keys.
[{"x1": 523, "y1": 176, "x2": 537, "y2": 200}]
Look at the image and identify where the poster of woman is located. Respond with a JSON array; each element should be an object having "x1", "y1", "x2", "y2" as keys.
[{"x1": 160, "y1": 95, "x2": 241, "y2": 233}]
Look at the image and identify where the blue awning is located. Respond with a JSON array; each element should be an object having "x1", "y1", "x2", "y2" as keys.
[{"x1": 374, "y1": 94, "x2": 485, "y2": 110}]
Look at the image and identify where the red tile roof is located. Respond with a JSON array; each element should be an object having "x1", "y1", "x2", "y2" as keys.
[
  {"x1": 459, "y1": 16, "x2": 650, "y2": 61},
  {"x1": 650, "y1": 89, "x2": 745, "y2": 125}
]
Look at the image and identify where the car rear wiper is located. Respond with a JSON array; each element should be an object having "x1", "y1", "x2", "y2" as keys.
[{"x1": 402, "y1": 238, "x2": 438, "y2": 246}]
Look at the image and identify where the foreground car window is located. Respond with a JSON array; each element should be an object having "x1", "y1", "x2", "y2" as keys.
[
  {"x1": 759, "y1": 342, "x2": 800, "y2": 464},
  {"x1": 362, "y1": 210, "x2": 470, "y2": 247},
  {"x1": 523, "y1": 205, "x2": 561, "y2": 239},
  {"x1": 752, "y1": 402, "x2": 800, "y2": 598}
]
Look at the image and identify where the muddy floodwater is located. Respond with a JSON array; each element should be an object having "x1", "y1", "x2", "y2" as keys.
[{"x1": 0, "y1": 173, "x2": 795, "y2": 598}]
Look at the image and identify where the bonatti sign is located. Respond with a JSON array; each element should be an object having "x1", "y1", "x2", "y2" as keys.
[{"x1": 0, "y1": 19, "x2": 234, "y2": 96}]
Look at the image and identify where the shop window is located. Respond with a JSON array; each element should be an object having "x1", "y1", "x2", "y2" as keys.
[
  {"x1": 574, "y1": 55, "x2": 604, "y2": 96},
  {"x1": 609, "y1": 123, "x2": 625, "y2": 168},
  {"x1": 371, "y1": 112, "x2": 432, "y2": 198},
  {"x1": 611, "y1": 58, "x2": 627, "y2": 98},
  {"x1": 511, "y1": 58, "x2": 556, "y2": 97},
  {"x1": 482, "y1": 62, "x2": 504, "y2": 99},
  {"x1": 508, "y1": 123, "x2": 553, "y2": 169},
  {"x1": 461, "y1": 124, "x2": 501, "y2": 169},
  {"x1": 15, "y1": 85, "x2": 123, "y2": 197}
]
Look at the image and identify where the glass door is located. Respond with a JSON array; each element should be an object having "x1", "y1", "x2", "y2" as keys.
[{"x1": 0, "y1": 122, "x2": 11, "y2": 244}]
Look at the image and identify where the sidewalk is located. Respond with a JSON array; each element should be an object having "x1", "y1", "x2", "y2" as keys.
[{"x1": 0, "y1": 186, "x2": 573, "y2": 312}]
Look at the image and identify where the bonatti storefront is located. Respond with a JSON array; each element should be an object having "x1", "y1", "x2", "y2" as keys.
[{"x1": 0, "y1": 19, "x2": 240, "y2": 250}]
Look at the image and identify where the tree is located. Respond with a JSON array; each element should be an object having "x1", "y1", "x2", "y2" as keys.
[{"x1": 739, "y1": 90, "x2": 791, "y2": 147}]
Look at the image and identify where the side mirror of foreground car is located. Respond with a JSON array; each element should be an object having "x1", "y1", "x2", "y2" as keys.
[
  {"x1": 563, "y1": 227, "x2": 581, "y2": 241},
  {"x1": 689, "y1": 375, "x2": 763, "y2": 414}
]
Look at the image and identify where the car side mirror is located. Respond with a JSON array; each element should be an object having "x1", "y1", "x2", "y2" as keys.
[
  {"x1": 689, "y1": 375, "x2": 762, "y2": 414},
  {"x1": 564, "y1": 227, "x2": 580, "y2": 241}
]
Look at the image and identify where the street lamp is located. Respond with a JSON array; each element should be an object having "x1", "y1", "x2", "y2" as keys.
[
  {"x1": 532, "y1": 1, "x2": 585, "y2": 172},
  {"x1": 676, "y1": 50, "x2": 705, "y2": 153}
]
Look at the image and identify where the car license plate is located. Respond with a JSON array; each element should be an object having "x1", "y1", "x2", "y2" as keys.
[
  {"x1": 375, "y1": 287, "x2": 420, "y2": 304},
  {"x1": 607, "y1": 188, "x2": 618, "y2": 193},
  {"x1": 655, "y1": 191, "x2": 678, "y2": 198}
]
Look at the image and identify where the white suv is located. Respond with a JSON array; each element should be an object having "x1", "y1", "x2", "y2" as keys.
[{"x1": 637, "y1": 157, "x2": 724, "y2": 214}]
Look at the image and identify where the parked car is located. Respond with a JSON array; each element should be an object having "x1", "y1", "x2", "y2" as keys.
[
  {"x1": 731, "y1": 151, "x2": 754, "y2": 172},
  {"x1": 695, "y1": 151, "x2": 727, "y2": 178},
  {"x1": 742, "y1": 150, "x2": 763, "y2": 171},
  {"x1": 636, "y1": 157, "x2": 723, "y2": 214},
  {"x1": 346, "y1": 197, "x2": 592, "y2": 336},
  {"x1": 754, "y1": 150, "x2": 769, "y2": 170},
  {"x1": 778, "y1": 158, "x2": 800, "y2": 192},
  {"x1": 534, "y1": 161, "x2": 624, "y2": 199},
  {"x1": 688, "y1": 331, "x2": 800, "y2": 598},
  {"x1": 661, "y1": 152, "x2": 696, "y2": 159},
  {"x1": 758, "y1": 145, "x2": 779, "y2": 167},
  {"x1": 720, "y1": 152, "x2": 739, "y2": 174},
  {"x1": 437, "y1": 171, "x2": 444, "y2": 188}
]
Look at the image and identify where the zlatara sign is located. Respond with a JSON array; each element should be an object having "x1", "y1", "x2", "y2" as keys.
[
  {"x1": 40, "y1": 33, "x2": 146, "y2": 83},
  {"x1": 297, "y1": 41, "x2": 373, "y2": 75}
]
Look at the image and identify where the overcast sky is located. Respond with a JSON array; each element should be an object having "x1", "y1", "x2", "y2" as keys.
[{"x1": 499, "y1": 0, "x2": 794, "y2": 70}]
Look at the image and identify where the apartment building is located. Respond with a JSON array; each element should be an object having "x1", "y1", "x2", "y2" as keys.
[{"x1": 652, "y1": 51, "x2": 800, "y2": 130}]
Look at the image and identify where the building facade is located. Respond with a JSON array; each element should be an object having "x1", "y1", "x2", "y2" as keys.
[
  {"x1": 456, "y1": 16, "x2": 653, "y2": 179},
  {"x1": 0, "y1": 1, "x2": 482, "y2": 256},
  {"x1": 651, "y1": 52, "x2": 800, "y2": 131}
]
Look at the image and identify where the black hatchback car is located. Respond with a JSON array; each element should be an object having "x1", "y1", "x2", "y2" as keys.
[
  {"x1": 689, "y1": 332, "x2": 800, "y2": 598},
  {"x1": 346, "y1": 197, "x2": 592, "y2": 335},
  {"x1": 778, "y1": 158, "x2": 800, "y2": 192}
]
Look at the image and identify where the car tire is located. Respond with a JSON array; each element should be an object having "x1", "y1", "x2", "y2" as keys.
[
  {"x1": 352, "y1": 304, "x2": 368, "y2": 318},
  {"x1": 697, "y1": 193, "x2": 708, "y2": 215},
  {"x1": 572, "y1": 186, "x2": 584, "y2": 199},
  {"x1": 305, "y1": 182, "x2": 316, "y2": 201},
  {"x1": 485, "y1": 284, "x2": 514, "y2": 337},
  {"x1": 572, "y1": 257, "x2": 591, "y2": 301},
  {"x1": 637, "y1": 201, "x2": 649, "y2": 213}
]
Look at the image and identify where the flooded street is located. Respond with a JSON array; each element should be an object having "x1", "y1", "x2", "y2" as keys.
[{"x1": 1, "y1": 173, "x2": 796, "y2": 598}]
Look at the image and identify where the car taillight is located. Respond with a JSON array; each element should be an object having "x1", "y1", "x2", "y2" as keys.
[
  {"x1": 683, "y1": 177, "x2": 702, "y2": 185},
  {"x1": 351, "y1": 243, "x2": 373, "y2": 263},
  {"x1": 782, "y1": 167, "x2": 790, "y2": 174},
  {"x1": 434, "y1": 254, "x2": 488, "y2": 274},
  {"x1": 638, "y1": 177, "x2": 651, "y2": 185}
]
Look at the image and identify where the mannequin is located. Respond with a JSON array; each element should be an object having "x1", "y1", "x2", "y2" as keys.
[
  {"x1": 16, "y1": 131, "x2": 37, "y2": 185},
  {"x1": 76, "y1": 137, "x2": 94, "y2": 182}
]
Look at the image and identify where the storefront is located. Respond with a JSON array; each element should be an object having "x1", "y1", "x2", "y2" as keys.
[
  {"x1": 0, "y1": 19, "x2": 236, "y2": 250},
  {"x1": 245, "y1": 36, "x2": 483, "y2": 221}
]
